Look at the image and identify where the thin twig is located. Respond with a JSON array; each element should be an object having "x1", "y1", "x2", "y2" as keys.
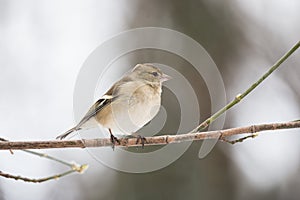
[
  {"x1": 192, "y1": 41, "x2": 300, "y2": 132},
  {"x1": 1, "y1": 137, "x2": 76, "y2": 168},
  {"x1": 0, "y1": 137, "x2": 88, "y2": 182},
  {"x1": 0, "y1": 169, "x2": 83, "y2": 183},
  {"x1": 220, "y1": 133, "x2": 259, "y2": 144},
  {"x1": 0, "y1": 120, "x2": 300, "y2": 150},
  {"x1": 22, "y1": 150, "x2": 74, "y2": 168}
]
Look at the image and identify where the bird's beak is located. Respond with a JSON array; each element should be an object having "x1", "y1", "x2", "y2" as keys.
[{"x1": 160, "y1": 73, "x2": 172, "y2": 82}]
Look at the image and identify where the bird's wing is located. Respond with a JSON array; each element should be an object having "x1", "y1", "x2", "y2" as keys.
[
  {"x1": 76, "y1": 95, "x2": 116, "y2": 129},
  {"x1": 56, "y1": 95, "x2": 116, "y2": 140},
  {"x1": 75, "y1": 76, "x2": 134, "y2": 129}
]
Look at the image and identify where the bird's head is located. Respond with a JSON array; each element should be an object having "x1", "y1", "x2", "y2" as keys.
[{"x1": 131, "y1": 63, "x2": 171, "y2": 84}]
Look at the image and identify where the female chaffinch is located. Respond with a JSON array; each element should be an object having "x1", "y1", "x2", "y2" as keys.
[{"x1": 56, "y1": 63, "x2": 171, "y2": 147}]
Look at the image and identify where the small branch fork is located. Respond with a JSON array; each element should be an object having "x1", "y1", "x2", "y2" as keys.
[
  {"x1": 0, "y1": 138, "x2": 88, "y2": 183},
  {"x1": 1, "y1": 120, "x2": 300, "y2": 150}
]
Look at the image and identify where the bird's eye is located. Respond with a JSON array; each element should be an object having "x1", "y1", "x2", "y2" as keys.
[{"x1": 152, "y1": 72, "x2": 159, "y2": 77}]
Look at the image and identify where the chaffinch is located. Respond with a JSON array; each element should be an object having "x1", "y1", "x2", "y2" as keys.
[{"x1": 56, "y1": 63, "x2": 171, "y2": 147}]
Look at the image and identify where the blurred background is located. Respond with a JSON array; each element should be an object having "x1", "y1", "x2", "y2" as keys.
[{"x1": 0, "y1": 0, "x2": 300, "y2": 199}]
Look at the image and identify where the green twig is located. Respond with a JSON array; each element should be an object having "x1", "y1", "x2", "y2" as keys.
[{"x1": 192, "y1": 41, "x2": 300, "y2": 133}]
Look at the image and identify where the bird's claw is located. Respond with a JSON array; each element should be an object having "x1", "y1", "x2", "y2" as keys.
[
  {"x1": 135, "y1": 135, "x2": 147, "y2": 149},
  {"x1": 110, "y1": 134, "x2": 120, "y2": 150}
]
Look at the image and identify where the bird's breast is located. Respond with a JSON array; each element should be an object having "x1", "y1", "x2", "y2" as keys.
[{"x1": 97, "y1": 84, "x2": 162, "y2": 135}]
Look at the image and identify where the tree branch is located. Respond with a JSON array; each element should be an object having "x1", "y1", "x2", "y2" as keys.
[{"x1": 1, "y1": 120, "x2": 300, "y2": 150}]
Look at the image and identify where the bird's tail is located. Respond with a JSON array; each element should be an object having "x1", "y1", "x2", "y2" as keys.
[{"x1": 56, "y1": 127, "x2": 81, "y2": 140}]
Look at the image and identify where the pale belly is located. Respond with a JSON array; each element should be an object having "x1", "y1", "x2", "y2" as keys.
[{"x1": 97, "y1": 94, "x2": 161, "y2": 135}]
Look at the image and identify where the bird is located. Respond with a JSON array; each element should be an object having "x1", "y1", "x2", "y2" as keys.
[{"x1": 56, "y1": 63, "x2": 171, "y2": 148}]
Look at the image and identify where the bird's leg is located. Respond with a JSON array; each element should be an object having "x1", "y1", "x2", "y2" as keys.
[
  {"x1": 132, "y1": 133, "x2": 147, "y2": 148},
  {"x1": 109, "y1": 128, "x2": 120, "y2": 150}
]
